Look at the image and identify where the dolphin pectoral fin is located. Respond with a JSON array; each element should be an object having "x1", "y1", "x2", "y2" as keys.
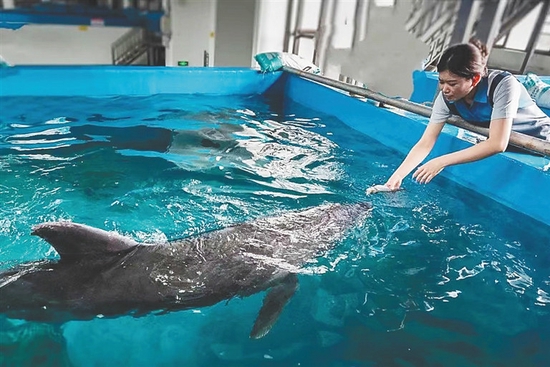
[{"x1": 250, "y1": 273, "x2": 298, "y2": 339}]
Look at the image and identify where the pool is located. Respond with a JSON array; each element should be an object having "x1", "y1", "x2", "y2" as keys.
[{"x1": 0, "y1": 66, "x2": 549, "y2": 367}]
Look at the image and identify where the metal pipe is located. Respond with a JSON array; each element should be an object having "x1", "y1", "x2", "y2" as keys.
[
  {"x1": 316, "y1": 0, "x2": 335, "y2": 72},
  {"x1": 203, "y1": 50, "x2": 210, "y2": 67},
  {"x1": 283, "y1": 0, "x2": 294, "y2": 53},
  {"x1": 295, "y1": 30, "x2": 316, "y2": 38},
  {"x1": 313, "y1": 0, "x2": 328, "y2": 66},
  {"x1": 351, "y1": 0, "x2": 361, "y2": 49},
  {"x1": 449, "y1": 0, "x2": 475, "y2": 45},
  {"x1": 292, "y1": 0, "x2": 305, "y2": 54},
  {"x1": 283, "y1": 66, "x2": 550, "y2": 157},
  {"x1": 519, "y1": 0, "x2": 550, "y2": 74}
]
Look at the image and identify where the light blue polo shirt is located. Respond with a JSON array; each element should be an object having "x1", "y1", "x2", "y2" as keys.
[{"x1": 430, "y1": 70, "x2": 550, "y2": 140}]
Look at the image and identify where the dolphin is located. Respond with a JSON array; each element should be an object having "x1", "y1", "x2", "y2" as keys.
[{"x1": 0, "y1": 202, "x2": 372, "y2": 339}]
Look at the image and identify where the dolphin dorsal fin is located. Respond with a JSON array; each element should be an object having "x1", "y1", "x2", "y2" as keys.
[{"x1": 32, "y1": 221, "x2": 138, "y2": 259}]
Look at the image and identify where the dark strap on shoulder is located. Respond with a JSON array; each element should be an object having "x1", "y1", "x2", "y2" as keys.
[{"x1": 488, "y1": 71, "x2": 512, "y2": 107}]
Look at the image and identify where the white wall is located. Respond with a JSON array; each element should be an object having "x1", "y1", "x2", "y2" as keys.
[
  {"x1": 331, "y1": 1, "x2": 429, "y2": 98},
  {"x1": 254, "y1": 0, "x2": 287, "y2": 56},
  {"x1": 166, "y1": 0, "x2": 257, "y2": 67},
  {"x1": 0, "y1": 24, "x2": 129, "y2": 65},
  {"x1": 214, "y1": 0, "x2": 256, "y2": 67},
  {"x1": 167, "y1": 0, "x2": 216, "y2": 67}
]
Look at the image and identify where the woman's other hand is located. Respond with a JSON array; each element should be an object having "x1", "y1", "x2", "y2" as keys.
[{"x1": 413, "y1": 157, "x2": 446, "y2": 184}]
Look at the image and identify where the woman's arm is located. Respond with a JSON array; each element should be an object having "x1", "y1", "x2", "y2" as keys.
[
  {"x1": 413, "y1": 117, "x2": 513, "y2": 184},
  {"x1": 385, "y1": 92, "x2": 451, "y2": 190},
  {"x1": 413, "y1": 74, "x2": 520, "y2": 184},
  {"x1": 385, "y1": 122, "x2": 445, "y2": 190}
]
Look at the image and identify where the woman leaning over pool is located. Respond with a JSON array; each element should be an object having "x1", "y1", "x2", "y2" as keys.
[{"x1": 385, "y1": 40, "x2": 550, "y2": 191}]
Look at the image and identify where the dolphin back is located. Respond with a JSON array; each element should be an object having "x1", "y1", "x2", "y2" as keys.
[{"x1": 228, "y1": 202, "x2": 373, "y2": 265}]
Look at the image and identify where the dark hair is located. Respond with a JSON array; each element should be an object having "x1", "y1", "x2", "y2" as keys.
[{"x1": 437, "y1": 38, "x2": 488, "y2": 78}]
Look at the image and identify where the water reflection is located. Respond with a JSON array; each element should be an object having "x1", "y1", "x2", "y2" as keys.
[{"x1": 2, "y1": 100, "x2": 343, "y2": 197}]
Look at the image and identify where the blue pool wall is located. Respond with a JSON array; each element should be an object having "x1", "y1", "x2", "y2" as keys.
[
  {"x1": 1, "y1": 66, "x2": 549, "y2": 226},
  {"x1": 0, "y1": 66, "x2": 282, "y2": 96}
]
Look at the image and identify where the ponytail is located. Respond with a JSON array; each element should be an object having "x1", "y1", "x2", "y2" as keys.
[{"x1": 437, "y1": 38, "x2": 489, "y2": 78}]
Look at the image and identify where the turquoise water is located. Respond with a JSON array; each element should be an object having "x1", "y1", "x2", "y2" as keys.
[{"x1": 0, "y1": 94, "x2": 549, "y2": 367}]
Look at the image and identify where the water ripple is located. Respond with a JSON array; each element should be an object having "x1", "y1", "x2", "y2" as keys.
[
  {"x1": 506, "y1": 266, "x2": 533, "y2": 294},
  {"x1": 536, "y1": 288, "x2": 550, "y2": 306}
]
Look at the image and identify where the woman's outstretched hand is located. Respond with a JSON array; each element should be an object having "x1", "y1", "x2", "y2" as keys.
[
  {"x1": 385, "y1": 173, "x2": 403, "y2": 191},
  {"x1": 366, "y1": 174, "x2": 405, "y2": 195}
]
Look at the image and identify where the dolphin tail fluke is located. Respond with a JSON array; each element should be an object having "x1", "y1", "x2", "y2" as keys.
[{"x1": 249, "y1": 273, "x2": 298, "y2": 339}]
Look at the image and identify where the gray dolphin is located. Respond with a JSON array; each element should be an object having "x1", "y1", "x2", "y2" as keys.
[{"x1": 0, "y1": 202, "x2": 372, "y2": 338}]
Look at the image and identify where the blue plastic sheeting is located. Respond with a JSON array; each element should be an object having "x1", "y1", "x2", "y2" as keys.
[
  {"x1": 0, "y1": 66, "x2": 548, "y2": 226},
  {"x1": 410, "y1": 70, "x2": 550, "y2": 116},
  {"x1": 409, "y1": 70, "x2": 439, "y2": 105},
  {"x1": 0, "y1": 6, "x2": 163, "y2": 31},
  {"x1": 0, "y1": 66, "x2": 283, "y2": 97},
  {"x1": 283, "y1": 73, "x2": 550, "y2": 226}
]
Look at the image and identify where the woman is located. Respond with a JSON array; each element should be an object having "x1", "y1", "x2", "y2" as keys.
[{"x1": 385, "y1": 40, "x2": 550, "y2": 191}]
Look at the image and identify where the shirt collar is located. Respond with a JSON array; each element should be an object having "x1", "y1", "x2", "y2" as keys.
[
  {"x1": 447, "y1": 77, "x2": 489, "y2": 105},
  {"x1": 472, "y1": 77, "x2": 488, "y2": 103}
]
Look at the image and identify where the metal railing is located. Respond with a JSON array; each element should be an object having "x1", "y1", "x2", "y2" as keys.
[
  {"x1": 492, "y1": 0, "x2": 550, "y2": 73},
  {"x1": 498, "y1": 0, "x2": 543, "y2": 40},
  {"x1": 112, "y1": 27, "x2": 146, "y2": 65},
  {"x1": 537, "y1": 10, "x2": 550, "y2": 55},
  {"x1": 404, "y1": 0, "x2": 547, "y2": 71},
  {"x1": 405, "y1": 0, "x2": 461, "y2": 70},
  {"x1": 283, "y1": 0, "x2": 322, "y2": 65},
  {"x1": 111, "y1": 26, "x2": 164, "y2": 65}
]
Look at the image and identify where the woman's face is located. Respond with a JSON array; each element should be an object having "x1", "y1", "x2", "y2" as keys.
[{"x1": 438, "y1": 70, "x2": 479, "y2": 102}]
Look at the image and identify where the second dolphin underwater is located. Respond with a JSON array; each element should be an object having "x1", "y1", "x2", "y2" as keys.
[{"x1": 0, "y1": 202, "x2": 372, "y2": 338}]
